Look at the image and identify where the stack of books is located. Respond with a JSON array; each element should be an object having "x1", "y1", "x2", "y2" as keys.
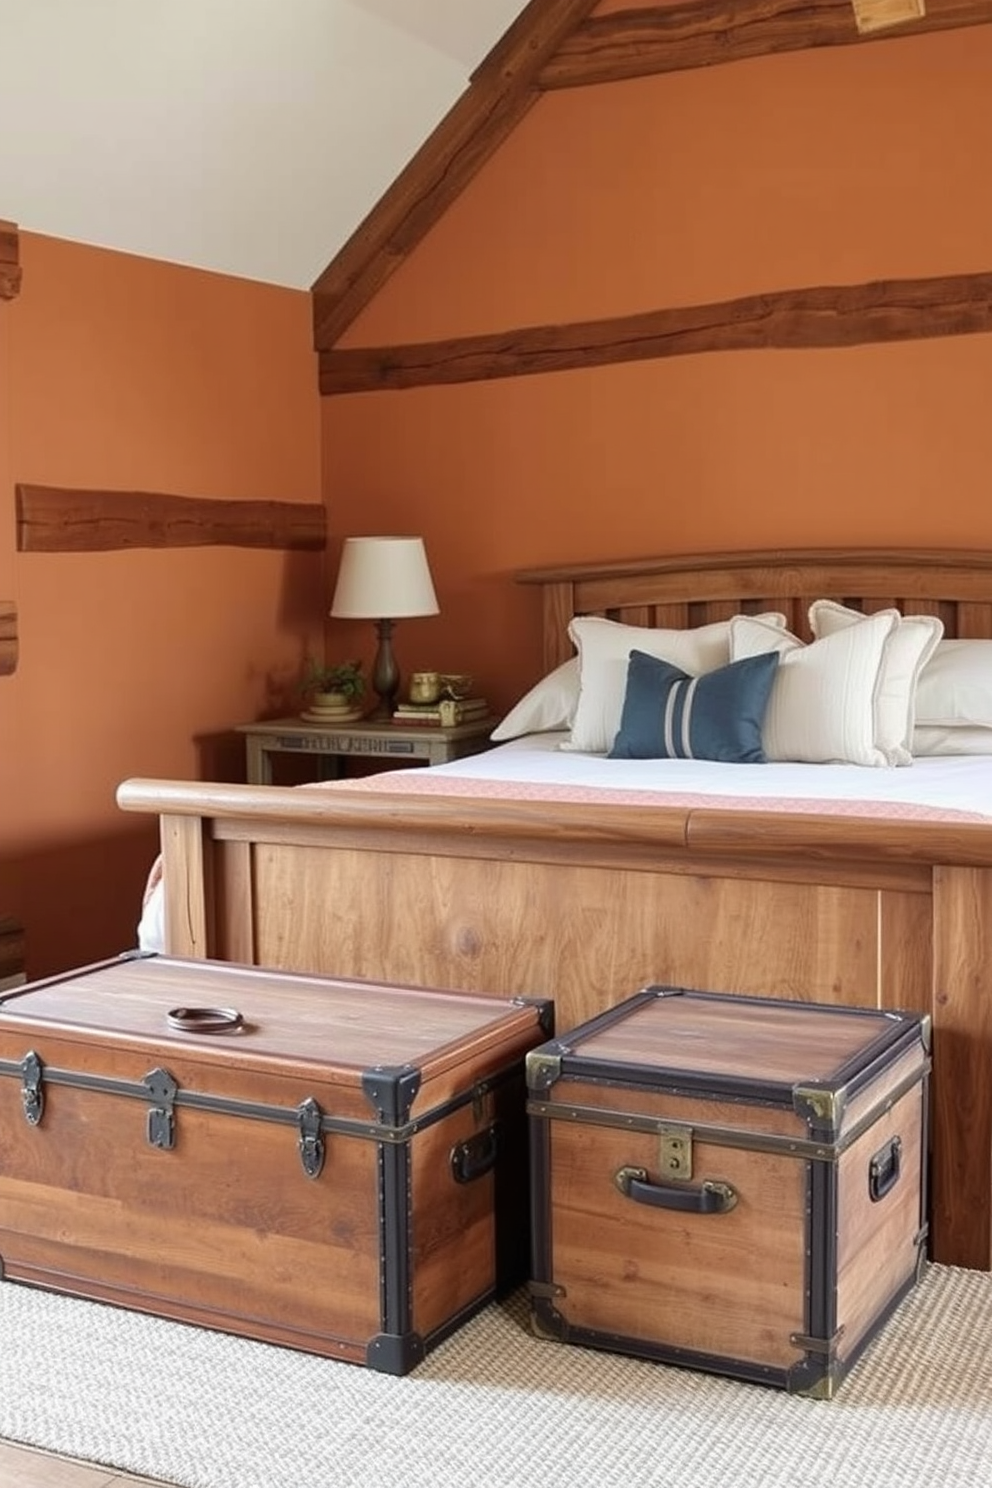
[{"x1": 392, "y1": 697, "x2": 490, "y2": 728}]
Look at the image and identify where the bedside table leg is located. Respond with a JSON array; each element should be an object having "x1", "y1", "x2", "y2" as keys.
[{"x1": 245, "y1": 738, "x2": 272, "y2": 785}]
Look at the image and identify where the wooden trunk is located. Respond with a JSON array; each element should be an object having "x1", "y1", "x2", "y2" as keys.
[
  {"x1": 0, "y1": 954, "x2": 552, "y2": 1374},
  {"x1": 527, "y1": 987, "x2": 929, "y2": 1397}
]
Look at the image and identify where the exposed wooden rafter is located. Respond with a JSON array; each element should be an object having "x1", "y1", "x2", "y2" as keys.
[
  {"x1": 310, "y1": 0, "x2": 600, "y2": 352},
  {"x1": 309, "y1": 0, "x2": 992, "y2": 355},
  {"x1": 0, "y1": 220, "x2": 21, "y2": 300},
  {"x1": 539, "y1": 0, "x2": 992, "y2": 89},
  {"x1": 16, "y1": 485, "x2": 326, "y2": 553},
  {"x1": 318, "y1": 270, "x2": 992, "y2": 394}
]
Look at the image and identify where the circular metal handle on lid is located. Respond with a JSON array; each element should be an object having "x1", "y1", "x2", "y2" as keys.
[{"x1": 166, "y1": 1006, "x2": 245, "y2": 1034}]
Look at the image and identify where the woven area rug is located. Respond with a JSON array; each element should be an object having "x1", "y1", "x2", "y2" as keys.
[{"x1": 1, "y1": 1265, "x2": 990, "y2": 1488}]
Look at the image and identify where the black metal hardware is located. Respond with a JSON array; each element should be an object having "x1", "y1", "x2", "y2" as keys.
[
  {"x1": 20, "y1": 1050, "x2": 44, "y2": 1126},
  {"x1": 613, "y1": 1165, "x2": 737, "y2": 1214},
  {"x1": 296, "y1": 1096, "x2": 325, "y2": 1179},
  {"x1": 868, "y1": 1134, "x2": 902, "y2": 1202},
  {"x1": 361, "y1": 1064, "x2": 422, "y2": 1126},
  {"x1": 143, "y1": 1067, "x2": 178, "y2": 1150},
  {"x1": 450, "y1": 1124, "x2": 499, "y2": 1184}
]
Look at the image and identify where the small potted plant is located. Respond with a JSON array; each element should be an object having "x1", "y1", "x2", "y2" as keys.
[{"x1": 300, "y1": 658, "x2": 366, "y2": 720}]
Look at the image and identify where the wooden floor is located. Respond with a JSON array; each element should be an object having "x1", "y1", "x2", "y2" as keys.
[{"x1": 0, "y1": 1440, "x2": 170, "y2": 1487}]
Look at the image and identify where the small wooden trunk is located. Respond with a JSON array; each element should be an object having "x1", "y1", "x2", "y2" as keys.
[
  {"x1": 527, "y1": 986, "x2": 929, "y2": 1397},
  {"x1": 0, "y1": 954, "x2": 552, "y2": 1373}
]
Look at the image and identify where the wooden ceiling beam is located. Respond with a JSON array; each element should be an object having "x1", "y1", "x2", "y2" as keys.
[
  {"x1": 310, "y1": 0, "x2": 600, "y2": 352},
  {"x1": 0, "y1": 220, "x2": 21, "y2": 300},
  {"x1": 539, "y1": 0, "x2": 992, "y2": 89},
  {"x1": 318, "y1": 270, "x2": 992, "y2": 394}
]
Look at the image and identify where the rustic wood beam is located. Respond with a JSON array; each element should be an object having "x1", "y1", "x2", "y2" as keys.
[
  {"x1": 539, "y1": 0, "x2": 992, "y2": 89},
  {"x1": 0, "y1": 220, "x2": 21, "y2": 300},
  {"x1": 0, "y1": 601, "x2": 17, "y2": 676},
  {"x1": 16, "y1": 486, "x2": 326, "y2": 553},
  {"x1": 310, "y1": 0, "x2": 600, "y2": 352},
  {"x1": 318, "y1": 270, "x2": 992, "y2": 394}
]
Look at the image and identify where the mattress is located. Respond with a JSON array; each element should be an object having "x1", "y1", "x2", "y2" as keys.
[{"x1": 321, "y1": 731, "x2": 992, "y2": 822}]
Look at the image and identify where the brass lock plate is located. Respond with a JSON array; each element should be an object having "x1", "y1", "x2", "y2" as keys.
[{"x1": 659, "y1": 1125, "x2": 692, "y2": 1181}]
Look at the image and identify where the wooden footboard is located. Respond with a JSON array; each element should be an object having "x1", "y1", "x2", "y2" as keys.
[{"x1": 117, "y1": 776, "x2": 992, "y2": 1272}]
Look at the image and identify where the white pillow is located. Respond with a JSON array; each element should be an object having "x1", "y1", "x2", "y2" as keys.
[
  {"x1": 915, "y1": 640, "x2": 992, "y2": 728},
  {"x1": 913, "y1": 724, "x2": 992, "y2": 757},
  {"x1": 809, "y1": 600, "x2": 944, "y2": 766},
  {"x1": 565, "y1": 613, "x2": 786, "y2": 755},
  {"x1": 490, "y1": 658, "x2": 579, "y2": 741},
  {"x1": 729, "y1": 611, "x2": 899, "y2": 766}
]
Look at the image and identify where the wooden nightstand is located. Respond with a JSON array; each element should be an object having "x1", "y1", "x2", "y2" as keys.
[
  {"x1": 236, "y1": 715, "x2": 498, "y2": 786},
  {"x1": 0, "y1": 916, "x2": 25, "y2": 991}
]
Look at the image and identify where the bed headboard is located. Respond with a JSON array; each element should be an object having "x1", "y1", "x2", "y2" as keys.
[{"x1": 516, "y1": 548, "x2": 992, "y2": 670}]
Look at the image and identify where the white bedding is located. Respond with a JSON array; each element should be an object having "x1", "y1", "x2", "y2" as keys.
[
  {"x1": 136, "y1": 733, "x2": 992, "y2": 953},
  {"x1": 327, "y1": 731, "x2": 992, "y2": 821}
]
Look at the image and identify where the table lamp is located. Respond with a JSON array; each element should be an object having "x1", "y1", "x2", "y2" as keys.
[{"x1": 330, "y1": 536, "x2": 440, "y2": 718}]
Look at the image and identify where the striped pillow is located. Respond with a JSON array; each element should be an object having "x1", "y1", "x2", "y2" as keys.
[
  {"x1": 608, "y1": 649, "x2": 779, "y2": 763},
  {"x1": 729, "y1": 611, "x2": 898, "y2": 766}
]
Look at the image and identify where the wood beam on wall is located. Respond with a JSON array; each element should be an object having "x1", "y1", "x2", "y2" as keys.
[
  {"x1": 539, "y1": 0, "x2": 992, "y2": 89},
  {"x1": 318, "y1": 270, "x2": 992, "y2": 394},
  {"x1": 309, "y1": 0, "x2": 600, "y2": 352},
  {"x1": 0, "y1": 601, "x2": 17, "y2": 675},
  {"x1": 15, "y1": 485, "x2": 326, "y2": 554},
  {"x1": 0, "y1": 220, "x2": 21, "y2": 300}
]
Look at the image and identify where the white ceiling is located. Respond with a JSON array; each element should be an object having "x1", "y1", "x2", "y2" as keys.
[{"x1": 0, "y1": 0, "x2": 531, "y2": 289}]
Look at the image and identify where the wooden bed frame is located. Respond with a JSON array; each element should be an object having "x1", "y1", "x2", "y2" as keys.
[{"x1": 117, "y1": 548, "x2": 992, "y2": 1272}]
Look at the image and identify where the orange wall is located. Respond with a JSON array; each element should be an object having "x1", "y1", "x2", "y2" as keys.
[
  {"x1": 323, "y1": 27, "x2": 992, "y2": 708},
  {"x1": 0, "y1": 234, "x2": 324, "y2": 976}
]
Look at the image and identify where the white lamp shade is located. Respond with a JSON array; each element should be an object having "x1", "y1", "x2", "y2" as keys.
[{"x1": 330, "y1": 536, "x2": 439, "y2": 620}]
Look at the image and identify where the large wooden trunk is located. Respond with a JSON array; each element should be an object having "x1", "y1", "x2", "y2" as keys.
[
  {"x1": 527, "y1": 987, "x2": 929, "y2": 1397},
  {"x1": 0, "y1": 954, "x2": 552, "y2": 1373}
]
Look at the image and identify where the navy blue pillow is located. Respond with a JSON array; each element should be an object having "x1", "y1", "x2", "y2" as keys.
[{"x1": 609, "y1": 649, "x2": 779, "y2": 763}]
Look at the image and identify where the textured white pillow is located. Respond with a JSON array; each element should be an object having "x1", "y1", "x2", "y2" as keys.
[
  {"x1": 912, "y1": 724, "x2": 992, "y2": 757},
  {"x1": 809, "y1": 600, "x2": 944, "y2": 766},
  {"x1": 729, "y1": 611, "x2": 899, "y2": 766},
  {"x1": 490, "y1": 658, "x2": 579, "y2": 741},
  {"x1": 565, "y1": 613, "x2": 785, "y2": 755},
  {"x1": 915, "y1": 640, "x2": 992, "y2": 728}
]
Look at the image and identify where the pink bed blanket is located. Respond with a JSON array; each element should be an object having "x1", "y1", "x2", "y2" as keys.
[{"x1": 314, "y1": 770, "x2": 991, "y2": 822}]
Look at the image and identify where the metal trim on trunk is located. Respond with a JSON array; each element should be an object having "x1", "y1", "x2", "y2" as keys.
[
  {"x1": 526, "y1": 1055, "x2": 929, "y2": 1160},
  {"x1": 0, "y1": 1051, "x2": 530, "y2": 1145}
]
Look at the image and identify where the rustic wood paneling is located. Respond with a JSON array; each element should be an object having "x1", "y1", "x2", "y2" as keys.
[
  {"x1": 0, "y1": 601, "x2": 17, "y2": 676},
  {"x1": 310, "y1": 0, "x2": 601, "y2": 351},
  {"x1": 16, "y1": 485, "x2": 326, "y2": 553},
  {"x1": 539, "y1": 0, "x2": 992, "y2": 89},
  {"x1": 0, "y1": 220, "x2": 20, "y2": 300},
  {"x1": 319, "y1": 271, "x2": 992, "y2": 394}
]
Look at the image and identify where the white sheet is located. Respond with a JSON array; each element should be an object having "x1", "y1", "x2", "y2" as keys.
[{"x1": 405, "y1": 732, "x2": 992, "y2": 820}]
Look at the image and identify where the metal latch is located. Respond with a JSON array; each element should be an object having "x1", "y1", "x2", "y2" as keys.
[
  {"x1": 143, "y1": 1067, "x2": 178, "y2": 1150},
  {"x1": 297, "y1": 1096, "x2": 325, "y2": 1179},
  {"x1": 660, "y1": 1124, "x2": 693, "y2": 1181},
  {"x1": 20, "y1": 1050, "x2": 44, "y2": 1126}
]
